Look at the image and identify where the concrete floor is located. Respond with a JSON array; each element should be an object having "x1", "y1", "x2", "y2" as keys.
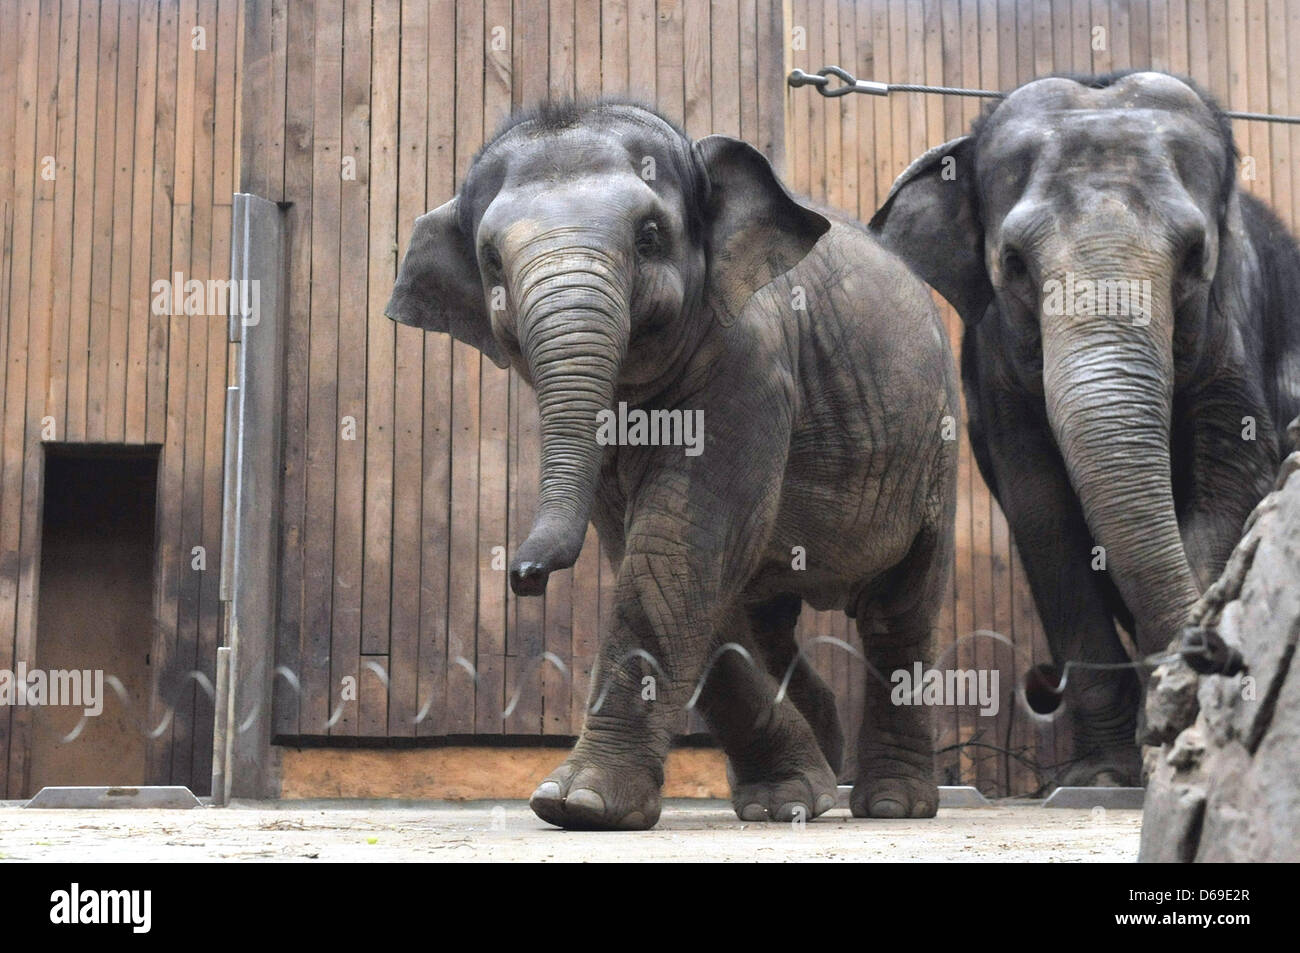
[{"x1": 0, "y1": 799, "x2": 1143, "y2": 862}]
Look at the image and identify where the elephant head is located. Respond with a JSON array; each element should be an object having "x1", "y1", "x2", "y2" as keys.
[
  {"x1": 871, "y1": 72, "x2": 1243, "y2": 654},
  {"x1": 387, "y1": 102, "x2": 827, "y2": 596}
]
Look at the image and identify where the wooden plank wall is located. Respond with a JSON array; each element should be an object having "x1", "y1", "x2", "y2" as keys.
[
  {"x1": 238, "y1": 0, "x2": 1300, "y2": 796},
  {"x1": 0, "y1": 0, "x2": 241, "y2": 797},
  {"x1": 787, "y1": 0, "x2": 1300, "y2": 795}
]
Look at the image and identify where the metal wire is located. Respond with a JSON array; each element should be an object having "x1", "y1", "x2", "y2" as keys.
[
  {"x1": 788, "y1": 66, "x2": 1300, "y2": 123},
  {"x1": 31, "y1": 632, "x2": 1227, "y2": 742}
]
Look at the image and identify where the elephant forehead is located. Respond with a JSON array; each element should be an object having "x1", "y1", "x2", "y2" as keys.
[{"x1": 1001, "y1": 71, "x2": 1206, "y2": 115}]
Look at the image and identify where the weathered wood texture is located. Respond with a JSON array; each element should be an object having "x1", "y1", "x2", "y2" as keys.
[{"x1": 0, "y1": 0, "x2": 240, "y2": 797}]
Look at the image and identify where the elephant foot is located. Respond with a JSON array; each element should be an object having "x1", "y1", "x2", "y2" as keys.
[
  {"x1": 529, "y1": 758, "x2": 662, "y2": 830},
  {"x1": 729, "y1": 760, "x2": 838, "y2": 822},
  {"x1": 1060, "y1": 745, "x2": 1142, "y2": 787},
  {"x1": 851, "y1": 762, "x2": 939, "y2": 819}
]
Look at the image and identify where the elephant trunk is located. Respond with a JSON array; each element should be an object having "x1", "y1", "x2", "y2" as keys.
[
  {"x1": 1040, "y1": 265, "x2": 1201, "y2": 655},
  {"x1": 508, "y1": 246, "x2": 629, "y2": 596}
]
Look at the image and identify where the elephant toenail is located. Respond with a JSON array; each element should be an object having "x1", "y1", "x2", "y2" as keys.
[
  {"x1": 815, "y1": 794, "x2": 836, "y2": 815},
  {"x1": 777, "y1": 802, "x2": 809, "y2": 821},
  {"x1": 912, "y1": 802, "x2": 932, "y2": 817},
  {"x1": 565, "y1": 788, "x2": 606, "y2": 814},
  {"x1": 620, "y1": 812, "x2": 646, "y2": 829},
  {"x1": 872, "y1": 797, "x2": 906, "y2": 818},
  {"x1": 739, "y1": 803, "x2": 768, "y2": 822},
  {"x1": 532, "y1": 781, "x2": 562, "y2": 801}
]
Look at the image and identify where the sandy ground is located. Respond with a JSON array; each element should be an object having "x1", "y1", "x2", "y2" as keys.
[{"x1": 0, "y1": 799, "x2": 1142, "y2": 862}]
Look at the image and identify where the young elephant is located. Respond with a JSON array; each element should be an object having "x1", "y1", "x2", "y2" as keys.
[
  {"x1": 387, "y1": 101, "x2": 958, "y2": 830},
  {"x1": 871, "y1": 71, "x2": 1300, "y2": 785}
]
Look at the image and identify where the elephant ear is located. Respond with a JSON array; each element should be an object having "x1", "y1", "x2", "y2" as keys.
[
  {"x1": 385, "y1": 196, "x2": 508, "y2": 368},
  {"x1": 869, "y1": 135, "x2": 992, "y2": 326},
  {"x1": 693, "y1": 135, "x2": 831, "y2": 324}
]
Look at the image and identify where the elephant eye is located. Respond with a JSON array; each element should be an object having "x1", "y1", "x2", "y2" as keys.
[
  {"x1": 635, "y1": 220, "x2": 662, "y2": 257},
  {"x1": 480, "y1": 244, "x2": 503, "y2": 275},
  {"x1": 1001, "y1": 247, "x2": 1028, "y2": 281}
]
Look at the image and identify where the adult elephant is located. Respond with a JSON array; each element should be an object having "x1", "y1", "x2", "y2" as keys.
[
  {"x1": 388, "y1": 101, "x2": 959, "y2": 829},
  {"x1": 871, "y1": 71, "x2": 1300, "y2": 785}
]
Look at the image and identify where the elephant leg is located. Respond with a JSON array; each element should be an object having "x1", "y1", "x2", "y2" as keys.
[
  {"x1": 1176, "y1": 386, "x2": 1278, "y2": 604},
  {"x1": 851, "y1": 524, "x2": 946, "y2": 819},
  {"x1": 695, "y1": 605, "x2": 838, "y2": 822},
  {"x1": 982, "y1": 412, "x2": 1142, "y2": 786},
  {"x1": 745, "y1": 593, "x2": 844, "y2": 775},
  {"x1": 528, "y1": 373, "x2": 795, "y2": 830}
]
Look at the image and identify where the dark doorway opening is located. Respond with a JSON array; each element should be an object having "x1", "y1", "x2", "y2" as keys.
[{"x1": 30, "y1": 444, "x2": 160, "y2": 796}]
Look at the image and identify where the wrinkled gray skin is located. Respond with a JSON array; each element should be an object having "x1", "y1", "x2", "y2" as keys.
[
  {"x1": 387, "y1": 101, "x2": 958, "y2": 829},
  {"x1": 872, "y1": 72, "x2": 1300, "y2": 785}
]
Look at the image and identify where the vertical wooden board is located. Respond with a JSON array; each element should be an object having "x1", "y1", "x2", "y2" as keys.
[
  {"x1": 86, "y1": 0, "x2": 121, "y2": 444},
  {"x1": 754, "y1": 0, "x2": 781, "y2": 164},
  {"x1": 447, "y1": 0, "x2": 485, "y2": 736},
  {"x1": 1222, "y1": 3, "x2": 1246, "y2": 188},
  {"x1": 1287, "y1": 0, "x2": 1300, "y2": 236},
  {"x1": 8, "y1": 0, "x2": 60, "y2": 798},
  {"x1": 1130, "y1": 0, "x2": 1150, "y2": 66},
  {"x1": 362, "y1": 0, "x2": 395, "y2": 675},
  {"x1": 628, "y1": 0, "x2": 657, "y2": 101},
  {"x1": 603, "y1": 0, "x2": 630, "y2": 96},
  {"x1": 274, "y1": 0, "x2": 317, "y2": 738},
  {"x1": 415, "y1": 0, "x2": 454, "y2": 738},
  {"x1": 822, "y1": 1, "x2": 841, "y2": 214},
  {"x1": 1187, "y1": 0, "x2": 1208, "y2": 97},
  {"x1": 656, "y1": 0, "x2": 685, "y2": 125},
  {"x1": 44, "y1": 0, "x2": 80, "y2": 442},
  {"x1": 106, "y1": 0, "x2": 140, "y2": 442},
  {"x1": 1203, "y1": 0, "x2": 1229, "y2": 220},
  {"x1": 147, "y1": 1, "x2": 179, "y2": 445},
  {"x1": 1244, "y1": 0, "x2": 1270, "y2": 203},
  {"x1": 0, "y1": 0, "x2": 18, "y2": 222},
  {"x1": 0, "y1": 0, "x2": 41, "y2": 796},
  {"x1": 1070, "y1": 0, "x2": 1090, "y2": 72},
  {"x1": 1052, "y1": 0, "x2": 1072, "y2": 66},
  {"x1": 127, "y1": 0, "x2": 161, "y2": 444},
  {"x1": 682, "y1": 0, "x2": 711, "y2": 137},
  {"x1": 738, "y1": 0, "x2": 759, "y2": 145},
  {"x1": 1149, "y1": 0, "x2": 1169, "y2": 69},
  {"x1": 151, "y1": 0, "x2": 197, "y2": 782},
  {"x1": 336, "y1": 0, "x2": 373, "y2": 734},
  {"x1": 787, "y1": 0, "x2": 808, "y2": 199},
  {"x1": 304, "y1": 0, "x2": 341, "y2": 738},
  {"x1": 171, "y1": 0, "x2": 220, "y2": 785},
  {"x1": 198, "y1": 0, "x2": 239, "y2": 771},
  {"x1": 239, "y1": 0, "x2": 272, "y2": 195},
  {"x1": 711, "y1": 0, "x2": 740, "y2": 139},
  {"x1": 1166, "y1": 0, "x2": 1187, "y2": 76},
  {"x1": 1107, "y1": 0, "x2": 1129, "y2": 67}
]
